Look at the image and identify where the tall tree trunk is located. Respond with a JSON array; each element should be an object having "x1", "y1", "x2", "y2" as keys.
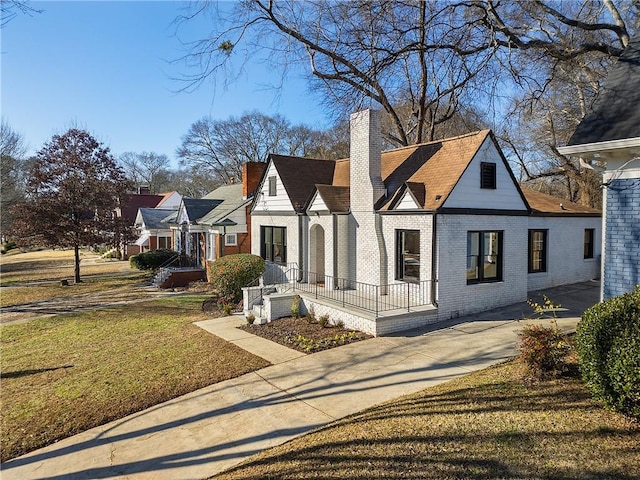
[{"x1": 74, "y1": 244, "x2": 81, "y2": 284}]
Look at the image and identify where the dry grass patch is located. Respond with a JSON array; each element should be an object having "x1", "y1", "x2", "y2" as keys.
[
  {"x1": 0, "y1": 249, "x2": 130, "y2": 286},
  {"x1": 216, "y1": 358, "x2": 640, "y2": 480},
  {"x1": 1, "y1": 271, "x2": 150, "y2": 308},
  {"x1": 1, "y1": 295, "x2": 270, "y2": 461}
]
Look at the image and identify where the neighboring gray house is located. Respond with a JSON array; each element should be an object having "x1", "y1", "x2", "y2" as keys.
[
  {"x1": 246, "y1": 109, "x2": 601, "y2": 336},
  {"x1": 169, "y1": 162, "x2": 267, "y2": 269},
  {"x1": 558, "y1": 33, "x2": 640, "y2": 300}
]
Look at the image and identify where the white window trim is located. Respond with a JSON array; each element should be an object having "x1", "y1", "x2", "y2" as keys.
[{"x1": 225, "y1": 233, "x2": 238, "y2": 246}]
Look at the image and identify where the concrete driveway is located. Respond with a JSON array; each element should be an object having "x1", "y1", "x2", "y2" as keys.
[{"x1": 1, "y1": 281, "x2": 600, "y2": 480}]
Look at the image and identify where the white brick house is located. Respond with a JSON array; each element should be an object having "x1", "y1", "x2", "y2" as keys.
[{"x1": 247, "y1": 109, "x2": 601, "y2": 335}]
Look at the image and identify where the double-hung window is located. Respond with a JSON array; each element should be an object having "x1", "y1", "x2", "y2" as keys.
[
  {"x1": 528, "y1": 229, "x2": 547, "y2": 273},
  {"x1": 261, "y1": 226, "x2": 286, "y2": 264},
  {"x1": 157, "y1": 235, "x2": 171, "y2": 249},
  {"x1": 396, "y1": 230, "x2": 420, "y2": 282},
  {"x1": 467, "y1": 231, "x2": 503, "y2": 283},
  {"x1": 584, "y1": 228, "x2": 595, "y2": 259}
]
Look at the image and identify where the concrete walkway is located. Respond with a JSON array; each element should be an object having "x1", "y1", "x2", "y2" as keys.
[{"x1": 1, "y1": 281, "x2": 600, "y2": 480}]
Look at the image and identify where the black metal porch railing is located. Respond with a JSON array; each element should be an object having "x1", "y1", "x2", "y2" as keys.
[
  {"x1": 244, "y1": 263, "x2": 434, "y2": 318},
  {"x1": 289, "y1": 267, "x2": 432, "y2": 315}
]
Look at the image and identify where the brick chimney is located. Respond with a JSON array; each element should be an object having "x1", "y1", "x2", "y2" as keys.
[
  {"x1": 242, "y1": 161, "x2": 267, "y2": 199},
  {"x1": 349, "y1": 109, "x2": 385, "y2": 211}
]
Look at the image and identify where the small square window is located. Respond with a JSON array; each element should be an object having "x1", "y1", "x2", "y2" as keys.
[
  {"x1": 268, "y1": 176, "x2": 277, "y2": 196},
  {"x1": 480, "y1": 162, "x2": 497, "y2": 189},
  {"x1": 225, "y1": 233, "x2": 237, "y2": 246}
]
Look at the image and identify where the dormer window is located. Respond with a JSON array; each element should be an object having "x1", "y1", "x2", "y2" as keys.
[
  {"x1": 480, "y1": 162, "x2": 496, "y2": 189},
  {"x1": 268, "y1": 176, "x2": 277, "y2": 196}
]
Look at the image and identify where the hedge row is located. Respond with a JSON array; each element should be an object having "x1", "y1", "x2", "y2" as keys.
[
  {"x1": 129, "y1": 249, "x2": 176, "y2": 270},
  {"x1": 576, "y1": 286, "x2": 640, "y2": 419}
]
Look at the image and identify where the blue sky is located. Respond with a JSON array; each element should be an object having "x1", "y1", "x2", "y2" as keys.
[{"x1": 1, "y1": 1, "x2": 328, "y2": 166}]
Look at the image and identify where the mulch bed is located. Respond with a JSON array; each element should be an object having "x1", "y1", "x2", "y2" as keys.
[{"x1": 239, "y1": 317, "x2": 372, "y2": 353}]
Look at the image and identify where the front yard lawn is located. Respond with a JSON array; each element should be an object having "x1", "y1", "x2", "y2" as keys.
[
  {"x1": 215, "y1": 356, "x2": 640, "y2": 480},
  {"x1": 0, "y1": 295, "x2": 270, "y2": 462}
]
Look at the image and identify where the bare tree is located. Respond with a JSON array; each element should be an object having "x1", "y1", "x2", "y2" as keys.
[
  {"x1": 119, "y1": 151, "x2": 172, "y2": 194},
  {"x1": 177, "y1": 0, "x2": 638, "y2": 206},
  {"x1": 1, "y1": 119, "x2": 29, "y2": 237},
  {"x1": 1, "y1": 0, "x2": 41, "y2": 28},
  {"x1": 481, "y1": 0, "x2": 638, "y2": 207},
  {"x1": 176, "y1": 111, "x2": 331, "y2": 183},
  {"x1": 177, "y1": 0, "x2": 500, "y2": 147}
]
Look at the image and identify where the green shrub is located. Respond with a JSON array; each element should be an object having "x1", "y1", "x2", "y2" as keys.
[
  {"x1": 207, "y1": 254, "x2": 265, "y2": 305},
  {"x1": 576, "y1": 286, "x2": 640, "y2": 419},
  {"x1": 518, "y1": 324, "x2": 570, "y2": 379},
  {"x1": 129, "y1": 249, "x2": 176, "y2": 270},
  {"x1": 1, "y1": 241, "x2": 17, "y2": 254}
]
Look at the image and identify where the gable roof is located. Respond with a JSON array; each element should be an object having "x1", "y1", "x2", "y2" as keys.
[
  {"x1": 199, "y1": 184, "x2": 250, "y2": 225},
  {"x1": 568, "y1": 33, "x2": 640, "y2": 146},
  {"x1": 156, "y1": 191, "x2": 181, "y2": 208},
  {"x1": 314, "y1": 185, "x2": 350, "y2": 213},
  {"x1": 328, "y1": 130, "x2": 493, "y2": 211},
  {"x1": 120, "y1": 193, "x2": 164, "y2": 223},
  {"x1": 270, "y1": 155, "x2": 336, "y2": 213},
  {"x1": 522, "y1": 188, "x2": 601, "y2": 216},
  {"x1": 136, "y1": 208, "x2": 177, "y2": 229},
  {"x1": 180, "y1": 198, "x2": 223, "y2": 224}
]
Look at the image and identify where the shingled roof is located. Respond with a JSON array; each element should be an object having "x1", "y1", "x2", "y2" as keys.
[
  {"x1": 270, "y1": 130, "x2": 494, "y2": 213},
  {"x1": 271, "y1": 155, "x2": 336, "y2": 213},
  {"x1": 314, "y1": 185, "x2": 350, "y2": 213},
  {"x1": 522, "y1": 188, "x2": 601, "y2": 216},
  {"x1": 136, "y1": 208, "x2": 177, "y2": 229},
  {"x1": 181, "y1": 198, "x2": 223, "y2": 224},
  {"x1": 568, "y1": 33, "x2": 640, "y2": 145},
  {"x1": 199, "y1": 184, "x2": 250, "y2": 225}
]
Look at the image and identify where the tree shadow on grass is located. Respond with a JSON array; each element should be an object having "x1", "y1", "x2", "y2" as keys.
[{"x1": 0, "y1": 365, "x2": 73, "y2": 380}]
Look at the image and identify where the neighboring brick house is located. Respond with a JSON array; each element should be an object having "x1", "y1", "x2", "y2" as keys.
[
  {"x1": 116, "y1": 188, "x2": 164, "y2": 259},
  {"x1": 132, "y1": 191, "x2": 183, "y2": 254},
  {"x1": 558, "y1": 33, "x2": 640, "y2": 300},
  {"x1": 247, "y1": 109, "x2": 601, "y2": 335},
  {"x1": 170, "y1": 162, "x2": 266, "y2": 269}
]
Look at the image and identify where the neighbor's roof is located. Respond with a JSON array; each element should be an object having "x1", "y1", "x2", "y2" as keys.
[
  {"x1": 181, "y1": 198, "x2": 223, "y2": 223},
  {"x1": 137, "y1": 208, "x2": 177, "y2": 229},
  {"x1": 120, "y1": 193, "x2": 164, "y2": 223},
  {"x1": 568, "y1": 33, "x2": 640, "y2": 145},
  {"x1": 199, "y1": 184, "x2": 250, "y2": 225},
  {"x1": 522, "y1": 188, "x2": 601, "y2": 216},
  {"x1": 156, "y1": 191, "x2": 181, "y2": 208}
]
